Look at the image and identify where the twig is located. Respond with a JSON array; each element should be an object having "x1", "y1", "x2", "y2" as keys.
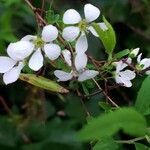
[
  {"x1": 116, "y1": 136, "x2": 145, "y2": 144},
  {"x1": 0, "y1": 96, "x2": 13, "y2": 115},
  {"x1": 92, "y1": 78, "x2": 119, "y2": 108}
]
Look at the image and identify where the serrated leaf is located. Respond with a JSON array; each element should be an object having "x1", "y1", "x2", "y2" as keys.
[
  {"x1": 135, "y1": 143, "x2": 150, "y2": 150},
  {"x1": 92, "y1": 16, "x2": 116, "y2": 54},
  {"x1": 77, "y1": 108, "x2": 147, "y2": 141},
  {"x1": 19, "y1": 74, "x2": 69, "y2": 93},
  {"x1": 135, "y1": 76, "x2": 150, "y2": 115},
  {"x1": 113, "y1": 49, "x2": 130, "y2": 59},
  {"x1": 93, "y1": 138, "x2": 119, "y2": 150}
]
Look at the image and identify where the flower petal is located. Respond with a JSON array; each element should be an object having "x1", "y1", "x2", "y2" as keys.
[
  {"x1": 44, "y1": 43, "x2": 61, "y2": 60},
  {"x1": 29, "y1": 49, "x2": 44, "y2": 71},
  {"x1": 3, "y1": 62, "x2": 24, "y2": 85},
  {"x1": 42, "y1": 25, "x2": 58, "y2": 42},
  {"x1": 62, "y1": 26, "x2": 80, "y2": 42},
  {"x1": 7, "y1": 41, "x2": 34, "y2": 61},
  {"x1": 84, "y1": 4, "x2": 100, "y2": 23},
  {"x1": 130, "y1": 48, "x2": 140, "y2": 57},
  {"x1": 119, "y1": 70, "x2": 136, "y2": 80},
  {"x1": 75, "y1": 33, "x2": 88, "y2": 54},
  {"x1": 78, "y1": 70, "x2": 99, "y2": 81},
  {"x1": 21, "y1": 35, "x2": 37, "y2": 42},
  {"x1": 140, "y1": 58, "x2": 150, "y2": 69},
  {"x1": 54, "y1": 70, "x2": 73, "y2": 81},
  {"x1": 75, "y1": 53, "x2": 87, "y2": 71},
  {"x1": 62, "y1": 50, "x2": 72, "y2": 66},
  {"x1": 116, "y1": 60, "x2": 128, "y2": 72},
  {"x1": 63, "y1": 9, "x2": 81, "y2": 24},
  {"x1": 137, "y1": 53, "x2": 142, "y2": 64},
  {"x1": 115, "y1": 75, "x2": 132, "y2": 87},
  {"x1": 88, "y1": 26, "x2": 98, "y2": 37},
  {"x1": 88, "y1": 22, "x2": 108, "y2": 37},
  {"x1": 98, "y1": 22, "x2": 108, "y2": 31},
  {"x1": 0, "y1": 57, "x2": 17, "y2": 73}
]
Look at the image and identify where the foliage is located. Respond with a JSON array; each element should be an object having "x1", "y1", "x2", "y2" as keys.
[{"x1": 0, "y1": 0, "x2": 150, "y2": 150}]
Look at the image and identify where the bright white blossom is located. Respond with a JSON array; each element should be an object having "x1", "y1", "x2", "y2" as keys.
[
  {"x1": 54, "y1": 50, "x2": 99, "y2": 81},
  {"x1": 21, "y1": 25, "x2": 61, "y2": 71},
  {"x1": 0, "y1": 57, "x2": 24, "y2": 85},
  {"x1": 0, "y1": 40, "x2": 32, "y2": 84},
  {"x1": 114, "y1": 59, "x2": 136, "y2": 87},
  {"x1": 137, "y1": 53, "x2": 150, "y2": 71},
  {"x1": 62, "y1": 3, "x2": 108, "y2": 54},
  {"x1": 129, "y1": 48, "x2": 140, "y2": 58}
]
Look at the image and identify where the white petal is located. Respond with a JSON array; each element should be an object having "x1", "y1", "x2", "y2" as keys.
[
  {"x1": 75, "y1": 53, "x2": 87, "y2": 71},
  {"x1": 3, "y1": 62, "x2": 24, "y2": 85},
  {"x1": 137, "y1": 53, "x2": 142, "y2": 64},
  {"x1": 115, "y1": 75, "x2": 132, "y2": 87},
  {"x1": 0, "y1": 57, "x2": 17, "y2": 73},
  {"x1": 42, "y1": 25, "x2": 58, "y2": 42},
  {"x1": 21, "y1": 35, "x2": 37, "y2": 42},
  {"x1": 44, "y1": 44, "x2": 61, "y2": 60},
  {"x1": 78, "y1": 70, "x2": 99, "y2": 81},
  {"x1": 116, "y1": 60, "x2": 127, "y2": 72},
  {"x1": 146, "y1": 70, "x2": 150, "y2": 75},
  {"x1": 98, "y1": 22, "x2": 108, "y2": 31},
  {"x1": 130, "y1": 48, "x2": 140, "y2": 57},
  {"x1": 63, "y1": 9, "x2": 81, "y2": 24},
  {"x1": 75, "y1": 34, "x2": 88, "y2": 54},
  {"x1": 88, "y1": 23, "x2": 108, "y2": 37},
  {"x1": 88, "y1": 26, "x2": 98, "y2": 37},
  {"x1": 140, "y1": 58, "x2": 150, "y2": 69},
  {"x1": 119, "y1": 70, "x2": 136, "y2": 80},
  {"x1": 7, "y1": 41, "x2": 34, "y2": 61},
  {"x1": 54, "y1": 70, "x2": 73, "y2": 81},
  {"x1": 84, "y1": 4, "x2": 100, "y2": 23},
  {"x1": 29, "y1": 49, "x2": 43, "y2": 71},
  {"x1": 62, "y1": 50, "x2": 72, "y2": 66},
  {"x1": 62, "y1": 26, "x2": 80, "y2": 41}
]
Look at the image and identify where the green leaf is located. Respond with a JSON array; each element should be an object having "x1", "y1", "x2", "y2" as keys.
[
  {"x1": 98, "y1": 102, "x2": 112, "y2": 112},
  {"x1": 77, "y1": 108, "x2": 147, "y2": 141},
  {"x1": 113, "y1": 49, "x2": 130, "y2": 59},
  {"x1": 93, "y1": 138, "x2": 119, "y2": 150},
  {"x1": 92, "y1": 16, "x2": 116, "y2": 55},
  {"x1": 19, "y1": 74, "x2": 69, "y2": 93},
  {"x1": 135, "y1": 143, "x2": 150, "y2": 150},
  {"x1": 135, "y1": 76, "x2": 150, "y2": 115}
]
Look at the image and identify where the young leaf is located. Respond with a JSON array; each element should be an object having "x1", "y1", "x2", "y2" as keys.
[
  {"x1": 113, "y1": 49, "x2": 130, "y2": 59},
  {"x1": 135, "y1": 76, "x2": 150, "y2": 115},
  {"x1": 19, "y1": 74, "x2": 69, "y2": 93},
  {"x1": 135, "y1": 143, "x2": 150, "y2": 150},
  {"x1": 77, "y1": 108, "x2": 147, "y2": 141},
  {"x1": 92, "y1": 16, "x2": 116, "y2": 55},
  {"x1": 93, "y1": 138, "x2": 119, "y2": 150}
]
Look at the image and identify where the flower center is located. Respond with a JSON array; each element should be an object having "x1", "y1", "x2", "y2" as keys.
[
  {"x1": 34, "y1": 37, "x2": 45, "y2": 48},
  {"x1": 78, "y1": 20, "x2": 87, "y2": 31}
]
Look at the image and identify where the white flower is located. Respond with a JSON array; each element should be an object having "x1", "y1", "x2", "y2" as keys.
[
  {"x1": 0, "y1": 57, "x2": 24, "y2": 85},
  {"x1": 137, "y1": 53, "x2": 150, "y2": 70},
  {"x1": 54, "y1": 50, "x2": 99, "y2": 81},
  {"x1": 114, "y1": 60, "x2": 136, "y2": 87},
  {"x1": 7, "y1": 41, "x2": 34, "y2": 61},
  {"x1": 62, "y1": 3, "x2": 108, "y2": 54},
  {"x1": 129, "y1": 48, "x2": 140, "y2": 58},
  {"x1": 21, "y1": 25, "x2": 61, "y2": 71}
]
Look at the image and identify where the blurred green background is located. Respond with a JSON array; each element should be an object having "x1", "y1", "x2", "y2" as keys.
[{"x1": 0, "y1": 0, "x2": 150, "y2": 149}]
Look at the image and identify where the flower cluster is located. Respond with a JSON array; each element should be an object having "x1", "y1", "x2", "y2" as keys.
[
  {"x1": 0, "y1": 3, "x2": 149, "y2": 88},
  {"x1": 114, "y1": 48, "x2": 150, "y2": 87},
  {"x1": 0, "y1": 3, "x2": 104, "y2": 85}
]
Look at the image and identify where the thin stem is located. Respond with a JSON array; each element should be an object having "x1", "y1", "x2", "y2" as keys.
[
  {"x1": 116, "y1": 136, "x2": 145, "y2": 144},
  {"x1": 92, "y1": 78, "x2": 119, "y2": 108},
  {"x1": 0, "y1": 96, "x2": 13, "y2": 115}
]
